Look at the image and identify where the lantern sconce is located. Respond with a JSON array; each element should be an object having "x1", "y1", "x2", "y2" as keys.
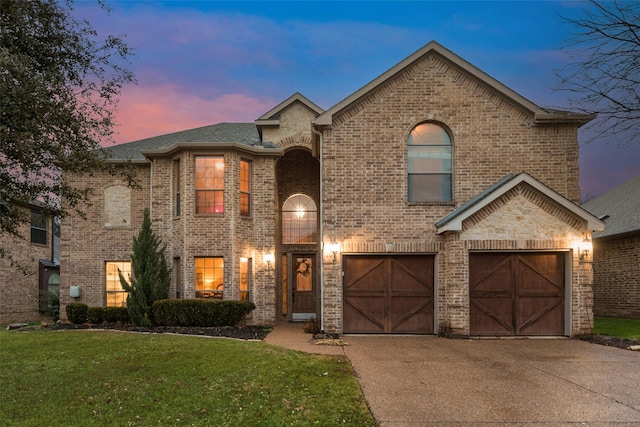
[
  {"x1": 264, "y1": 253, "x2": 274, "y2": 274},
  {"x1": 329, "y1": 240, "x2": 340, "y2": 264},
  {"x1": 578, "y1": 234, "x2": 593, "y2": 263}
]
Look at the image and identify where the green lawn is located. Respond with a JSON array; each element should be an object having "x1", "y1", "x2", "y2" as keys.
[
  {"x1": 0, "y1": 330, "x2": 375, "y2": 426},
  {"x1": 593, "y1": 316, "x2": 640, "y2": 340}
]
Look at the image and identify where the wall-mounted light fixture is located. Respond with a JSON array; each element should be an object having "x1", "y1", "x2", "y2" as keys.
[
  {"x1": 264, "y1": 253, "x2": 274, "y2": 273},
  {"x1": 578, "y1": 234, "x2": 593, "y2": 263},
  {"x1": 329, "y1": 240, "x2": 340, "y2": 264}
]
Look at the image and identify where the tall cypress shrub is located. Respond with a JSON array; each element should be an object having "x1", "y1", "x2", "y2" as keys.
[{"x1": 119, "y1": 208, "x2": 171, "y2": 326}]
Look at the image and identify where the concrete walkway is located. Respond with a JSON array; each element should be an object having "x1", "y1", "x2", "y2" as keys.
[{"x1": 265, "y1": 323, "x2": 640, "y2": 426}]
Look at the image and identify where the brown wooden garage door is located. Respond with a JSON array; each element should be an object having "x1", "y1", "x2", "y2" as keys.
[
  {"x1": 469, "y1": 252, "x2": 565, "y2": 336},
  {"x1": 343, "y1": 255, "x2": 434, "y2": 334}
]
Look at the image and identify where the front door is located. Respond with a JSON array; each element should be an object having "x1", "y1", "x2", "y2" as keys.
[{"x1": 292, "y1": 255, "x2": 316, "y2": 321}]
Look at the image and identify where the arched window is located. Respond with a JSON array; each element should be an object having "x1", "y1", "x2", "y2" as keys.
[
  {"x1": 407, "y1": 122, "x2": 452, "y2": 202},
  {"x1": 282, "y1": 194, "x2": 317, "y2": 244}
]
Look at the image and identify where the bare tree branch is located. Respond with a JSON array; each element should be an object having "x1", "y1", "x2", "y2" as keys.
[{"x1": 556, "y1": 0, "x2": 640, "y2": 146}]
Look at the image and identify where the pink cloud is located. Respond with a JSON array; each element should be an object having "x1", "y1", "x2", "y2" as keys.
[{"x1": 109, "y1": 85, "x2": 276, "y2": 144}]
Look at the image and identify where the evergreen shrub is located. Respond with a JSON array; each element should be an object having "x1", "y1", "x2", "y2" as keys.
[
  {"x1": 87, "y1": 306, "x2": 104, "y2": 324},
  {"x1": 152, "y1": 299, "x2": 256, "y2": 327},
  {"x1": 66, "y1": 303, "x2": 88, "y2": 324},
  {"x1": 103, "y1": 307, "x2": 129, "y2": 323}
]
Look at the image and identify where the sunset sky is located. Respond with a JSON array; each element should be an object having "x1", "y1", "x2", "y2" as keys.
[{"x1": 74, "y1": 0, "x2": 639, "y2": 199}]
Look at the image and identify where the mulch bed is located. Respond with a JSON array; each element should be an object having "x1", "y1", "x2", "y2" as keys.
[
  {"x1": 43, "y1": 322, "x2": 271, "y2": 340},
  {"x1": 575, "y1": 334, "x2": 640, "y2": 350},
  {"x1": 14, "y1": 323, "x2": 640, "y2": 350}
]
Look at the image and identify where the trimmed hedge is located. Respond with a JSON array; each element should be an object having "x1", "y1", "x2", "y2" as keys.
[
  {"x1": 87, "y1": 306, "x2": 104, "y2": 324},
  {"x1": 104, "y1": 307, "x2": 129, "y2": 323},
  {"x1": 152, "y1": 299, "x2": 256, "y2": 327},
  {"x1": 66, "y1": 303, "x2": 88, "y2": 324},
  {"x1": 83, "y1": 307, "x2": 130, "y2": 324}
]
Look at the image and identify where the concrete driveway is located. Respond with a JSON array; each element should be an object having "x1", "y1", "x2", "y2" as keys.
[
  {"x1": 343, "y1": 336, "x2": 640, "y2": 426},
  {"x1": 265, "y1": 325, "x2": 640, "y2": 426}
]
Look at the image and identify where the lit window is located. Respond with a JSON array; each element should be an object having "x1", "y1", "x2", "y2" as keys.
[
  {"x1": 30, "y1": 210, "x2": 47, "y2": 244},
  {"x1": 195, "y1": 257, "x2": 224, "y2": 298},
  {"x1": 106, "y1": 261, "x2": 130, "y2": 307},
  {"x1": 408, "y1": 123, "x2": 452, "y2": 202},
  {"x1": 282, "y1": 194, "x2": 317, "y2": 244},
  {"x1": 239, "y1": 257, "x2": 251, "y2": 301},
  {"x1": 240, "y1": 159, "x2": 251, "y2": 217},
  {"x1": 195, "y1": 156, "x2": 224, "y2": 214}
]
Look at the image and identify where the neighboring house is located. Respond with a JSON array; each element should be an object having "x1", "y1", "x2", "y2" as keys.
[
  {"x1": 60, "y1": 41, "x2": 605, "y2": 336},
  {"x1": 582, "y1": 176, "x2": 640, "y2": 319},
  {"x1": 0, "y1": 203, "x2": 60, "y2": 323}
]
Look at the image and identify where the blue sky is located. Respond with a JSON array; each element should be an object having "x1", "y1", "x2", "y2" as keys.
[{"x1": 75, "y1": 0, "x2": 639, "y2": 199}]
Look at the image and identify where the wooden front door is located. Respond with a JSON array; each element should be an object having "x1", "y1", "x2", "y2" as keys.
[
  {"x1": 292, "y1": 255, "x2": 316, "y2": 320},
  {"x1": 343, "y1": 255, "x2": 434, "y2": 334},
  {"x1": 469, "y1": 252, "x2": 565, "y2": 336}
]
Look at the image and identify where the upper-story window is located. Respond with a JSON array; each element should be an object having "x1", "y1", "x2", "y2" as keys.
[
  {"x1": 282, "y1": 194, "x2": 317, "y2": 244},
  {"x1": 240, "y1": 159, "x2": 251, "y2": 217},
  {"x1": 407, "y1": 122, "x2": 452, "y2": 202},
  {"x1": 30, "y1": 210, "x2": 47, "y2": 244},
  {"x1": 195, "y1": 156, "x2": 224, "y2": 214}
]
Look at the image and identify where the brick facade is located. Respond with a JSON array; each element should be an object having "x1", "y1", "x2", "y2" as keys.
[
  {"x1": 59, "y1": 42, "x2": 601, "y2": 336},
  {"x1": 0, "y1": 206, "x2": 55, "y2": 323},
  {"x1": 593, "y1": 235, "x2": 640, "y2": 319}
]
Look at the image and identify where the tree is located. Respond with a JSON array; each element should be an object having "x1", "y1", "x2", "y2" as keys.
[
  {"x1": 556, "y1": 0, "x2": 640, "y2": 145},
  {"x1": 119, "y1": 209, "x2": 171, "y2": 327},
  {"x1": 0, "y1": 0, "x2": 135, "y2": 258}
]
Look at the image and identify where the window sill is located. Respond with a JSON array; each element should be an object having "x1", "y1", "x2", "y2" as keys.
[{"x1": 407, "y1": 201, "x2": 455, "y2": 207}]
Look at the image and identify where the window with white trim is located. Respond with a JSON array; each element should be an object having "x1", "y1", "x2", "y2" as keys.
[{"x1": 407, "y1": 122, "x2": 452, "y2": 202}]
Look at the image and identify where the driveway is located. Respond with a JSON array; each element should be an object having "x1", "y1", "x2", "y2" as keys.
[
  {"x1": 343, "y1": 336, "x2": 640, "y2": 426},
  {"x1": 265, "y1": 325, "x2": 640, "y2": 425}
]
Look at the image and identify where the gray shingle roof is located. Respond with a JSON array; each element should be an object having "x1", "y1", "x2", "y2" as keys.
[
  {"x1": 105, "y1": 123, "x2": 264, "y2": 161},
  {"x1": 582, "y1": 175, "x2": 640, "y2": 238}
]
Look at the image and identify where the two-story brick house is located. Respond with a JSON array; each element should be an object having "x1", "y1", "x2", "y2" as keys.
[{"x1": 60, "y1": 41, "x2": 604, "y2": 336}]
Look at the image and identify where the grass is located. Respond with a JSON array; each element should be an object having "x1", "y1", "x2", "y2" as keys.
[
  {"x1": 0, "y1": 330, "x2": 375, "y2": 426},
  {"x1": 593, "y1": 316, "x2": 640, "y2": 340}
]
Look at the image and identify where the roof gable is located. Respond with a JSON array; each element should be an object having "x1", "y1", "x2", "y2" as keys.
[
  {"x1": 436, "y1": 172, "x2": 605, "y2": 234},
  {"x1": 315, "y1": 41, "x2": 594, "y2": 127},
  {"x1": 582, "y1": 175, "x2": 640, "y2": 238},
  {"x1": 256, "y1": 92, "x2": 324, "y2": 126}
]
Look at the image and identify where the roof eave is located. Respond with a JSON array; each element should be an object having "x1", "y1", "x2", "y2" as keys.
[
  {"x1": 533, "y1": 112, "x2": 597, "y2": 127},
  {"x1": 139, "y1": 142, "x2": 283, "y2": 158},
  {"x1": 106, "y1": 158, "x2": 150, "y2": 165}
]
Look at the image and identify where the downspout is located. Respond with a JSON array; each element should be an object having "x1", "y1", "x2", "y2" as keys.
[{"x1": 310, "y1": 122, "x2": 325, "y2": 332}]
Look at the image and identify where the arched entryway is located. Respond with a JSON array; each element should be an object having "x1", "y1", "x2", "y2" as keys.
[{"x1": 275, "y1": 149, "x2": 320, "y2": 321}]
